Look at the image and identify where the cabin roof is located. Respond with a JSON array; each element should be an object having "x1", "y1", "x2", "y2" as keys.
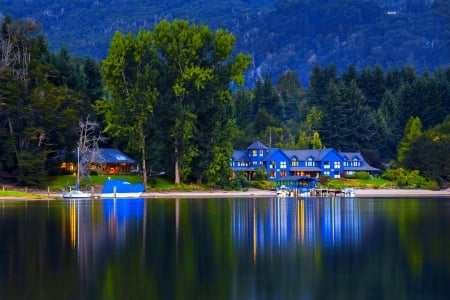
[{"x1": 88, "y1": 148, "x2": 136, "y2": 164}]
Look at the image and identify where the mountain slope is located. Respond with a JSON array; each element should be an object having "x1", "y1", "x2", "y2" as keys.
[{"x1": 1, "y1": 0, "x2": 448, "y2": 85}]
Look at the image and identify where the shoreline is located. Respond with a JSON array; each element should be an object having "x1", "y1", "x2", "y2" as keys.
[{"x1": 1, "y1": 187, "x2": 450, "y2": 200}]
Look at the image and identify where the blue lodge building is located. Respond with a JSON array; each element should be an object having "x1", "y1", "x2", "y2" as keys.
[{"x1": 231, "y1": 141, "x2": 380, "y2": 181}]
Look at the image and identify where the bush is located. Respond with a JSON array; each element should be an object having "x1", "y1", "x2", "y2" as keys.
[
  {"x1": 382, "y1": 168, "x2": 438, "y2": 189},
  {"x1": 251, "y1": 180, "x2": 274, "y2": 190},
  {"x1": 231, "y1": 171, "x2": 249, "y2": 190},
  {"x1": 254, "y1": 166, "x2": 268, "y2": 181},
  {"x1": 346, "y1": 171, "x2": 370, "y2": 180}
]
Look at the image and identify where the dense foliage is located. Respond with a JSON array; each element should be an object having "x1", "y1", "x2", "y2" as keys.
[
  {"x1": 95, "y1": 20, "x2": 251, "y2": 186},
  {"x1": 0, "y1": 16, "x2": 449, "y2": 188}
]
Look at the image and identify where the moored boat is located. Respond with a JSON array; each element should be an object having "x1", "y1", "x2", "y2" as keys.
[
  {"x1": 62, "y1": 147, "x2": 92, "y2": 199},
  {"x1": 62, "y1": 186, "x2": 91, "y2": 199},
  {"x1": 100, "y1": 179, "x2": 145, "y2": 198}
]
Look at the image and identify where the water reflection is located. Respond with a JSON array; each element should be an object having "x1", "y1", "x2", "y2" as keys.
[
  {"x1": 0, "y1": 197, "x2": 449, "y2": 299},
  {"x1": 232, "y1": 197, "x2": 363, "y2": 253}
]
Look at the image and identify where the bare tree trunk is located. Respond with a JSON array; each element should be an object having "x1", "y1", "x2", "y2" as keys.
[
  {"x1": 174, "y1": 139, "x2": 180, "y2": 184},
  {"x1": 140, "y1": 127, "x2": 147, "y2": 189}
]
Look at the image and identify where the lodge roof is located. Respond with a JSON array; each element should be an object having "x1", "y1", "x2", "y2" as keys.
[
  {"x1": 88, "y1": 148, "x2": 136, "y2": 164},
  {"x1": 247, "y1": 140, "x2": 268, "y2": 150}
]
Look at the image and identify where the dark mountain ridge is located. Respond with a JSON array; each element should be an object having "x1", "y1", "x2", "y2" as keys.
[{"x1": 1, "y1": 0, "x2": 448, "y2": 85}]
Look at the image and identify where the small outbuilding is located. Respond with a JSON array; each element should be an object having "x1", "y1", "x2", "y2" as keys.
[
  {"x1": 61, "y1": 148, "x2": 138, "y2": 175},
  {"x1": 87, "y1": 148, "x2": 137, "y2": 175}
]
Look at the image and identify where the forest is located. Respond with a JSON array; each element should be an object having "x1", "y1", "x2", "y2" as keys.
[
  {"x1": 1, "y1": 0, "x2": 448, "y2": 86},
  {"x1": 0, "y1": 17, "x2": 449, "y2": 188}
]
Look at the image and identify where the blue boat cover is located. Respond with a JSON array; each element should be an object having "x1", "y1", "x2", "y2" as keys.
[{"x1": 101, "y1": 179, "x2": 145, "y2": 193}]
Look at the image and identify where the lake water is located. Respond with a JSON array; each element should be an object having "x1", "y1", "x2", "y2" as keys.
[{"x1": 1, "y1": 197, "x2": 449, "y2": 299}]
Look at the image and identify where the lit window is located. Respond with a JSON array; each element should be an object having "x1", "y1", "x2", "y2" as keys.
[
  {"x1": 252, "y1": 149, "x2": 257, "y2": 156},
  {"x1": 291, "y1": 158, "x2": 298, "y2": 167},
  {"x1": 269, "y1": 171, "x2": 276, "y2": 178},
  {"x1": 306, "y1": 158, "x2": 314, "y2": 167},
  {"x1": 270, "y1": 161, "x2": 276, "y2": 168},
  {"x1": 280, "y1": 161, "x2": 286, "y2": 168}
]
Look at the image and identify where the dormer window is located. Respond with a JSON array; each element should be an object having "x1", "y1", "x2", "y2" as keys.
[
  {"x1": 306, "y1": 158, "x2": 314, "y2": 167},
  {"x1": 291, "y1": 158, "x2": 299, "y2": 167}
]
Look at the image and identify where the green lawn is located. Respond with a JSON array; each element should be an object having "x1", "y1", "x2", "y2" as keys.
[
  {"x1": 321, "y1": 178, "x2": 394, "y2": 189},
  {"x1": 46, "y1": 174, "x2": 144, "y2": 190},
  {"x1": 4, "y1": 175, "x2": 396, "y2": 195}
]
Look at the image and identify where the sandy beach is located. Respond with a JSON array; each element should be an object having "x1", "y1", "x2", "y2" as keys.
[
  {"x1": 138, "y1": 188, "x2": 450, "y2": 198},
  {"x1": 1, "y1": 187, "x2": 449, "y2": 200},
  {"x1": 53, "y1": 187, "x2": 450, "y2": 199}
]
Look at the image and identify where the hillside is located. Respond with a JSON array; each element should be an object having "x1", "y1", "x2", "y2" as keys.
[{"x1": 1, "y1": 0, "x2": 449, "y2": 85}]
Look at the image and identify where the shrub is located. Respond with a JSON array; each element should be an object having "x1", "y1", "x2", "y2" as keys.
[
  {"x1": 355, "y1": 171, "x2": 370, "y2": 180},
  {"x1": 231, "y1": 171, "x2": 249, "y2": 190}
]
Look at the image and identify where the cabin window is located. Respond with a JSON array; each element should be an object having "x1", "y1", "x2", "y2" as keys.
[
  {"x1": 280, "y1": 161, "x2": 287, "y2": 168},
  {"x1": 252, "y1": 149, "x2": 257, "y2": 156},
  {"x1": 270, "y1": 161, "x2": 276, "y2": 168},
  {"x1": 259, "y1": 150, "x2": 264, "y2": 156},
  {"x1": 269, "y1": 171, "x2": 276, "y2": 178},
  {"x1": 253, "y1": 161, "x2": 257, "y2": 166},
  {"x1": 291, "y1": 158, "x2": 298, "y2": 167},
  {"x1": 280, "y1": 171, "x2": 287, "y2": 177},
  {"x1": 352, "y1": 159, "x2": 360, "y2": 166},
  {"x1": 334, "y1": 161, "x2": 341, "y2": 169},
  {"x1": 306, "y1": 158, "x2": 314, "y2": 167},
  {"x1": 324, "y1": 161, "x2": 330, "y2": 169},
  {"x1": 323, "y1": 171, "x2": 330, "y2": 177}
]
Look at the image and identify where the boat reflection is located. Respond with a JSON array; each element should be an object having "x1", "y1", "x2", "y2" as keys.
[{"x1": 65, "y1": 198, "x2": 145, "y2": 273}]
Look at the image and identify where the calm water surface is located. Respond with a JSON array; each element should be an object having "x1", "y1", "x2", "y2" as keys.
[{"x1": 0, "y1": 197, "x2": 449, "y2": 299}]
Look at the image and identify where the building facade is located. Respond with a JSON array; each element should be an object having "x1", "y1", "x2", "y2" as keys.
[{"x1": 231, "y1": 141, "x2": 379, "y2": 180}]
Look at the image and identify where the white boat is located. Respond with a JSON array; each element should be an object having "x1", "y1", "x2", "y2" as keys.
[
  {"x1": 62, "y1": 147, "x2": 92, "y2": 199},
  {"x1": 343, "y1": 188, "x2": 356, "y2": 197},
  {"x1": 276, "y1": 185, "x2": 289, "y2": 197},
  {"x1": 62, "y1": 186, "x2": 91, "y2": 199}
]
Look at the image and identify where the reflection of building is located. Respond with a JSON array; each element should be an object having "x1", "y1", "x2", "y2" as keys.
[{"x1": 232, "y1": 198, "x2": 362, "y2": 255}]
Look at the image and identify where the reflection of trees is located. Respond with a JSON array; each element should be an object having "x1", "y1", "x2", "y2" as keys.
[
  {"x1": 383, "y1": 199, "x2": 450, "y2": 277},
  {"x1": 0, "y1": 201, "x2": 81, "y2": 299},
  {"x1": 1, "y1": 198, "x2": 448, "y2": 299}
]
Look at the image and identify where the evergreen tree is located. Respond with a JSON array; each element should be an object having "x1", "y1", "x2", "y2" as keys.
[
  {"x1": 397, "y1": 116, "x2": 422, "y2": 164},
  {"x1": 276, "y1": 70, "x2": 305, "y2": 122},
  {"x1": 0, "y1": 17, "x2": 81, "y2": 185}
]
